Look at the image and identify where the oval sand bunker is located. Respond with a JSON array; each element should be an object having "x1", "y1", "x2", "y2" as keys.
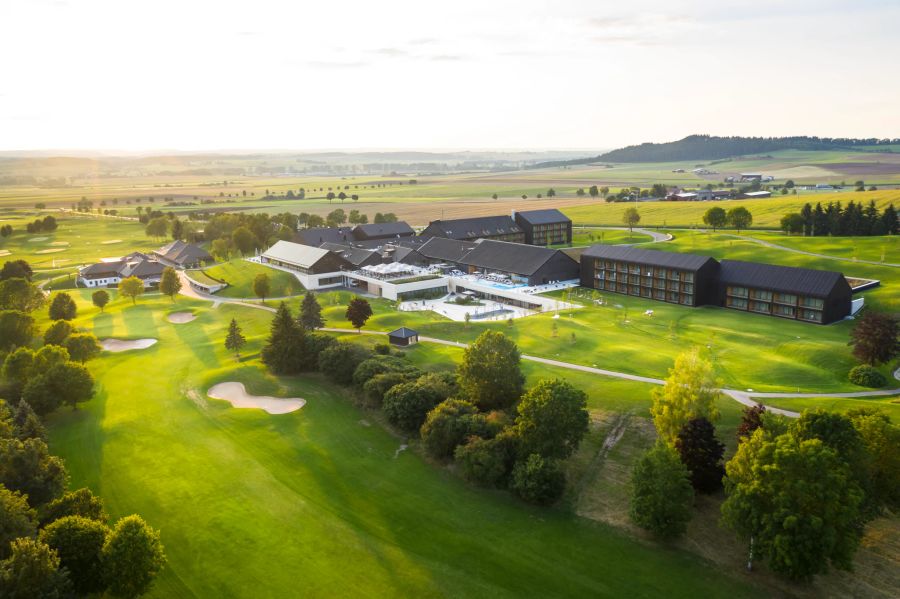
[
  {"x1": 207, "y1": 382, "x2": 305, "y2": 415},
  {"x1": 101, "y1": 338, "x2": 158, "y2": 352},
  {"x1": 167, "y1": 311, "x2": 196, "y2": 324}
]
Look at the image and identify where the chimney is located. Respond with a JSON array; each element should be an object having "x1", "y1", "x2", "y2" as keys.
[{"x1": 511, "y1": 209, "x2": 516, "y2": 218}]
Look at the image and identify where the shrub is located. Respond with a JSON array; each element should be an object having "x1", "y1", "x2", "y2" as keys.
[
  {"x1": 318, "y1": 342, "x2": 372, "y2": 385},
  {"x1": 43, "y1": 320, "x2": 73, "y2": 346},
  {"x1": 848, "y1": 364, "x2": 887, "y2": 388},
  {"x1": 420, "y1": 399, "x2": 487, "y2": 460},
  {"x1": 630, "y1": 443, "x2": 693, "y2": 540},
  {"x1": 362, "y1": 371, "x2": 419, "y2": 407},
  {"x1": 382, "y1": 374, "x2": 452, "y2": 432},
  {"x1": 40, "y1": 516, "x2": 110, "y2": 595},
  {"x1": 373, "y1": 343, "x2": 391, "y2": 355},
  {"x1": 454, "y1": 431, "x2": 518, "y2": 487},
  {"x1": 351, "y1": 356, "x2": 418, "y2": 388},
  {"x1": 510, "y1": 453, "x2": 566, "y2": 505}
]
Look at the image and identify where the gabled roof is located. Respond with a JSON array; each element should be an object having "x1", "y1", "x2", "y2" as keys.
[
  {"x1": 514, "y1": 209, "x2": 571, "y2": 225},
  {"x1": 294, "y1": 227, "x2": 354, "y2": 246},
  {"x1": 581, "y1": 245, "x2": 718, "y2": 271},
  {"x1": 80, "y1": 261, "x2": 124, "y2": 277},
  {"x1": 262, "y1": 240, "x2": 333, "y2": 269},
  {"x1": 389, "y1": 327, "x2": 418, "y2": 338},
  {"x1": 719, "y1": 260, "x2": 848, "y2": 297},
  {"x1": 121, "y1": 259, "x2": 165, "y2": 279},
  {"x1": 416, "y1": 237, "x2": 478, "y2": 262},
  {"x1": 424, "y1": 215, "x2": 521, "y2": 240},
  {"x1": 154, "y1": 240, "x2": 211, "y2": 264},
  {"x1": 319, "y1": 242, "x2": 378, "y2": 267},
  {"x1": 459, "y1": 239, "x2": 574, "y2": 276},
  {"x1": 352, "y1": 222, "x2": 415, "y2": 240}
]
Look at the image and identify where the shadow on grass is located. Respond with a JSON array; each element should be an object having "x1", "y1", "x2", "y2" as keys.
[{"x1": 92, "y1": 312, "x2": 114, "y2": 339}]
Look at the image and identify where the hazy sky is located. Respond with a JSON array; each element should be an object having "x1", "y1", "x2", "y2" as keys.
[{"x1": 2, "y1": 0, "x2": 899, "y2": 151}]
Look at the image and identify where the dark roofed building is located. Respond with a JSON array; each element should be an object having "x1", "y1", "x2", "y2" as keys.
[
  {"x1": 419, "y1": 215, "x2": 525, "y2": 243},
  {"x1": 717, "y1": 260, "x2": 851, "y2": 324},
  {"x1": 294, "y1": 226, "x2": 354, "y2": 246},
  {"x1": 580, "y1": 245, "x2": 720, "y2": 306},
  {"x1": 388, "y1": 327, "x2": 419, "y2": 346},
  {"x1": 153, "y1": 240, "x2": 211, "y2": 269},
  {"x1": 77, "y1": 254, "x2": 165, "y2": 289},
  {"x1": 412, "y1": 237, "x2": 478, "y2": 265},
  {"x1": 458, "y1": 239, "x2": 579, "y2": 285},
  {"x1": 352, "y1": 222, "x2": 415, "y2": 241},
  {"x1": 513, "y1": 209, "x2": 572, "y2": 245},
  {"x1": 319, "y1": 242, "x2": 382, "y2": 268}
]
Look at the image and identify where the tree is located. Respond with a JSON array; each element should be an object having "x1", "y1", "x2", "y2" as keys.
[
  {"x1": 0, "y1": 310, "x2": 35, "y2": 352},
  {"x1": 51, "y1": 362, "x2": 96, "y2": 410},
  {"x1": 32, "y1": 344, "x2": 69, "y2": 374},
  {"x1": 0, "y1": 538, "x2": 73, "y2": 598},
  {"x1": 117, "y1": 276, "x2": 144, "y2": 305},
  {"x1": 630, "y1": 443, "x2": 693, "y2": 540},
  {"x1": 514, "y1": 379, "x2": 589, "y2": 459},
  {"x1": 318, "y1": 342, "x2": 372, "y2": 385},
  {"x1": 43, "y1": 320, "x2": 73, "y2": 346},
  {"x1": 145, "y1": 217, "x2": 168, "y2": 239},
  {"x1": 419, "y1": 399, "x2": 485, "y2": 460},
  {"x1": 345, "y1": 297, "x2": 373, "y2": 332},
  {"x1": 224, "y1": 318, "x2": 246, "y2": 358},
  {"x1": 726, "y1": 206, "x2": 753, "y2": 233},
  {"x1": 46, "y1": 293, "x2": 75, "y2": 322},
  {"x1": 90, "y1": 289, "x2": 110, "y2": 313},
  {"x1": 722, "y1": 430, "x2": 863, "y2": 580},
  {"x1": 231, "y1": 226, "x2": 256, "y2": 255},
  {"x1": 622, "y1": 206, "x2": 641, "y2": 233},
  {"x1": 847, "y1": 408, "x2": 900, "y2": 514},
  {"x1": 102, "y1": 515, "x2": 166, "y2": 599},
  {"x1": 41, "y1": 488, "x2": 107, "y2": 525},
  {"x1": 510, "y1": 453, "x2": 566, "y2": 506},
  {"x1": 383, "y1": 373, "x2": 453, "y2": 432},
  {"x1": 159, "y1": 267, "x2": 181, "y2": 300},
  {"x1": 13, "y1": 401, "x2": 46, "y2": 442},
  {"x1": 170, "y1": 218, "x2": 184, "y2": 241},
  {"x1": 849, "y1": 310, "x2": 899, "y2": 366},
  {"x1": 0, "y1": 437, "x2": 68, "y2": 507},
  {"x1": 455, "y1": 432, "x2": 518, "y2": 487},
  {"x1": 675, "y1": 417, "x2": 725, "y2": 493},
  {"x1": 326, "y1": 209, "x2": 347, "y2": 227},
  {"x1": 546, "y1": 188, "x2": 556, "y2": 197},
  {"x1": 457, "y1": 331, "x2": 525, "y2": 411},
  {"x1": 780, "y1": 212, "x2": 805, "y2": 235},
  {"x1": 40, "y1": 516, "x2": 110, "y2": 595},
  {"x1": 260, "y1": 303, "x2": 306, "y2": 375},
  {"x1": 252, "y1": 273, "x2": 270, "y2": 303},
  {"x1": 702, "y1": 206, "x2": 727, "y2": 231},
  {"x1": 0, "y1": 278, "x2": 44, "y2": 312},
  {"x1": 736, "y1": 403, "x2": 766, "y2": 444},
  {"x1": 0, "y1": 485, "x2": 36, "y2": 559},
  {"x1": 299, "y1": 292, "x2": 324, "y2": 330},
  {"x1": 650, "y1": 348, "x2": 720, "y2": 444},
  {"x1": 589, "y1": 185, "x2": 599, "y2": 198},
  {"x1": 0, "y1": 260, "x2": 33, "y2": 282},
  {"x1": 64, "y1": 333, "x2": 102, "y2": 364}
]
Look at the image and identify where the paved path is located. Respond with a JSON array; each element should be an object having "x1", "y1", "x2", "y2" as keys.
[
  {"x1": 182, "y1": 275, "x2": 900, "y2": 418},
  {"x1": 715, "y1": 232, "x2": 900, "y2": 268}
]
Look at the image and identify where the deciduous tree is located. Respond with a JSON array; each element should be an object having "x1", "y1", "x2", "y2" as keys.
[
  {"x1": 253, "y1": 273, "x2": 270, "y2": 303},
  {"x1": 0, "y1": 538, "x2": 73, "y2": 598},
  {"x1": 40, "y1": 516, "x2": 110, "y2": 595},
  {"x1": 514, "y1": 379, "x2": 589, "y2": 459},
  {"x1": 651, "y1": 348, "x2": 720, "y2": 444},
  {"x1": 64, "y1": 333, "x2": 102, "y2": 364},
  {"x1": 0, "y1": 485, "x2": 36, "y2": 560},
  {"x1": 629, "y1": 442, "x2": 693, "y2": 540},
  {"x1": 159, "y1": 267, "x2": 182, "y2": 300},
  {"x1": 457, "y1": 331, "x2": 525, "y2": 411},
  {"x1": 43, "y1": 320, "x2": 73, "y2": 346},
  {"x1": 510, "y1": 453, "x2": 565, "y2": 506},
  {"x1": 345, "y1": 297, "x2": 372, "y2": 331},
  {"x1": 0, "y1": 278, "x2": 44, "y2": 312},
  {"x1": 101, "y1": 515, "x2": 166, "y2": 599},
  {"x1": 420, "y1": 399, "x2": 485, "y2": 460},
  {"x1": 0, "y1": 437, "x2": 68, "y2": 507},
  {"x1": 622, "y1": 206, "x2": 641, "y2": 233},
  {"x1": 849, "y1": 310, "x2": 899, "y2": 366},
  {"x1": 702, "y1": 206, "x2": 727, "y2": 231},
  {"x1": 727, "y1": 206, "x2": 753, "y2": 233},
  {"x1": 92, "y1": 289, "x2": 110, "y2": 312},
  {"x1": 0, "y1": 310, "x2": 35, "y2": 352},
  {"x1": 675, "y1": 417, "x2": 725, "y2": 493},
  {"x1": 117, "y1": 276, "x2": 144, "y2": 305}
]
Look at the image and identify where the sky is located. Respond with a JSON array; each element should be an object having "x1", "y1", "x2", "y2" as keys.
[{"x1": 2, "y1": 0, "x2": 899, "y2": 152}]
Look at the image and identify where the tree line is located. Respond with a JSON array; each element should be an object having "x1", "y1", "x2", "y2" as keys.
[{"x1": 780, "y1": 201, "x2": 898, "y2": 236}]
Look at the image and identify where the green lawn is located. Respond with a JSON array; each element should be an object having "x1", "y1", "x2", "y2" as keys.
[
  {"x1": 746, "y1": 232, "x2": 900, "y2": 264},
  {"x1": 41, "y1": 290, "x2": 761, "y2": 598},
  {"x1": 763, "y1": 395, "x2": 900, "y2": 421},
  {"x1": 564, "y1": 227, "x2": 653, "y2": 247},
  {"x1": 202, "y1": 258, "x2": 307, "y2": 298}
]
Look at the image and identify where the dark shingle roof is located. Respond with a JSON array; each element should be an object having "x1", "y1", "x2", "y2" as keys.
[
  {"x1": 581, "y1": 245, "x2": 717, "y2": 272},
  {"x1": 154, "y1": 240, "x2": 211, "y2": 265},
  {"x1": 352, "y1": 222, "x2": 415, "y2": 240},
  {"x1": 416, "y1": 237, "x2": 478, "y2": 262},
  {"x1": 294, "y1": 227, "x2": 354, "y2": 246},
  {"x1": 80, "y1": 261, "x2": 123, "y2": 278},
  {"x1": 389, "y1": 327, "x2": 418, "y2": 339},
  {"x1": 319, "y1": 242, "x2": 379, "y2": 267},
  {"x1": 459, "y1": 239, "x2": 575, "y2": 276},
  {"x1": 514, "y1": 209, "x2": 571, "y2": 225},
  {"x1": 424, "y1": 215, "x2": 521, "y2": 240},
  {"x1": 719, "y1": 260, "x2": 848, "y2": 297}
]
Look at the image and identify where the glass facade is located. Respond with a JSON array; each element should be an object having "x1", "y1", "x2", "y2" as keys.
[
  {"x1": 590, "y1": 258, "x2": 696, "y2": 306},
  {"x1": 725, "y1": 285, "x2": 824, "y2": 323}
]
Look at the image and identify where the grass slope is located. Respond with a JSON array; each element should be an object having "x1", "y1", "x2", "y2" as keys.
[
  {"x1": 42, "y1": 291, "x2": 760, "y2": 598},
  {"x1": 202, "y1": 258, "x2": 306, "y2": 298}
]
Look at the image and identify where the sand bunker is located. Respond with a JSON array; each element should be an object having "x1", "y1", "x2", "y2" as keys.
[
  {"x1": 0, "y1": 250, "x2": 11, "y2": 257},
  {"x1": 48, "y1": 241, "x2": 69, "y2": 246},
  {"x1": 28, "y1": 236, "x2": 49, "y2": 242},
  {"x1": 36, "y1": 248, "x2": 66, "y2": 254},
  {"x1": 101, "y1": 239, "x2": 123, "y2": 245},
  {"x1": 207, "y1": 382, "x2": 305, "y2": 415},
  {"x1": 167, "y1": 311, "x2": 196, "y2": 324},
  {"x1": 101, "y1": 338, "x2": 158, "y2": 352}
]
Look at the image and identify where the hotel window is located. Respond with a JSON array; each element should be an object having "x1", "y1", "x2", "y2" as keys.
[
  {"x1": 750, "y1": 300, "x2": 771, "y2": 313},
  {"x1": 668, "y1": 281, "x2": 680, "y2": 292},
  {"x1": 750, "y1": 289, "x2": 773, "y2": 301},
  {"x1": 728, "y1": 297, "x2": 748, "y2": 309},
  {"x1": 657, "y1": 268, "x2": 668, "y2": 279},
  {"x1": 653, "y1": 289, "x2": 665, "y2": 300},
  {"x1": 641, "y1": 287, "x2": 652, "y2": 297},
  {"x1": 800, "y1": 297, "x2": 824, "y2": 309},
  {"x1": 728, "y1": 286, "x2": 748, "y2": 298},
  {"x1": 774, "y1": 293, "x2": 797, "y2": 304},
  {"x1": 799, "y1": 309, "x2": 823, "y2": 322},
  {"x1": 683, "y1": 272, "x2": 694, "y2": 283},
  {"x1": 773, "y1": 304, "x2": 796, "y2": 317},
  {"x1": 680, "y1": 294, "x2": 693, "y2": 305},
  {"x1": 683, "y1": 283, "x2": 693, "y2": 294}
]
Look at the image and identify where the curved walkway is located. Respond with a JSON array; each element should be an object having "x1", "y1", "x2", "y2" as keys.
[
  {"x1": 180, "y1": 273, "x2": 899, "y2": 418},
  {"x1": 718, "y1": 232, "x2": 900, "y2": 268},
  {"x1": 577, "y1": 227, "x2": 673, "y2": 244}
]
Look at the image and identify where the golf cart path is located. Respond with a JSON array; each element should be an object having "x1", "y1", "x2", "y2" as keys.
[
  {"x1": 178, "y1": 276, "x2": 898, "y2": 418},
  {"x1": 706, "y1": 231, "x2": 899, "y2": 268}
]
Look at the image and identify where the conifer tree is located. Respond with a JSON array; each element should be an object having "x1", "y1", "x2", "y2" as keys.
[
  {"x1": 299, "y1": 292, "x2": 324, "y2": 331},
  {"x1": 224, "y1": 318, "x2": 246, "y2": 358},
  {"x1": 260, "y1": 302, "x2": 306, "y2": 374}
]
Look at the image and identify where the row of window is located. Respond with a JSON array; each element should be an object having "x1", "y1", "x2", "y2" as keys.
[
  {"x1": 726, "y1": 296, "x2": 824, "y2": 322},
  {"x1": 593, "y1": 280, "x2": 694, "y2": 305},
  {"x1": 593, "y1": 260, "x2": 695, "y2": 282},
  {"x1": 726, "y1": 286, "x2": 825, "y2": 309}
]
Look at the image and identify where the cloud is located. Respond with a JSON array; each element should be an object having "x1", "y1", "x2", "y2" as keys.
[
  {"x1": 303, "y1": 60, "x2": 370, "y2": 69},
  {"x1": 409, "y1": 37, "x2": 437, "y2": 45},
  {"x1": 585, "y1": 13, "x2": 698, "y2": 45},
  {"x1": 373, "y1": 47, "x2": 408, "y2": 57},
  {"x1": 429, "y1": 54, "x2": 465, "y2": 61}
]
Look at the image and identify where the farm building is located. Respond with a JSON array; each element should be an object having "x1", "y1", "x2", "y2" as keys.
[
  {"x1": 512, "y1": 209, "x2": 572, "y2": 245},
  {"x1": 77, "y1": 252, "x2": 165, "y2": 289},
  {"x1": 740, "y1": 173, "x2": 763, "y2": 182},
  {"x1": 419, "y1": 215, "x2": 525, "y2": 243},
  {"x1": 580, "y1": 246, "x2": 720, "y2": 307},
  {"x1": 352, "y1": 222, "x2": 416, "y2": 241},
  {"x1": 717, "y1": 260, "x2": 851, "y2": 324},
  {"x1": 153, "y1": 240, "x2": 212, "y2": 269},
  {"x1": 388, "y1": 327, "x2": 419, "y2": 346},
  {"x1": 260, "y1": 240, "x2": 353, "y2": 289},
  {"x1": 740, "y1": 191, "x2": 772, "y2": 199}
]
